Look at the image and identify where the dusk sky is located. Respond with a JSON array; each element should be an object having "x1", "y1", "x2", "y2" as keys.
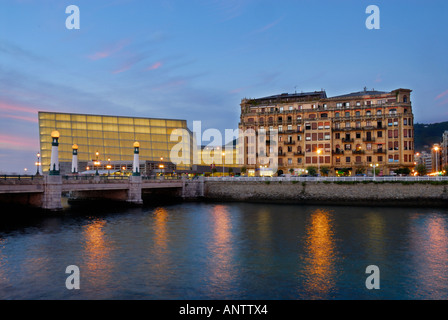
[{"x1": 1, "y1": 0, "x2": 448, "y2": 173}]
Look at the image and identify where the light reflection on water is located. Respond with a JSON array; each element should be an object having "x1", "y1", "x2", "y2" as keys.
[{"x1": 0, "y1": 203, "x2": 447, "y2": 299}]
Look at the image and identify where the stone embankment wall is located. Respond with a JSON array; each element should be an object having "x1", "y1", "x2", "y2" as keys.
[{"x1": 199, "y1": 181, "x2": 448, "y2": 206}]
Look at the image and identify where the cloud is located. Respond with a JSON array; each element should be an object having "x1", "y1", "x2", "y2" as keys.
[
  {"x1": 0, "y1": 134, "x2": 38, "y2": 151},
  {"x1": 0, "y1": 101, "x2": 39, "y2": 123},
  {"x1": 88, "y1": 38, "x2": 131, "y2": 61},
  {"x1": 147, "y1": 61, "x2": 163, "y2": 71},
  {"x1": 435, "y1": 89, "x2": 448, "y2": 100}
]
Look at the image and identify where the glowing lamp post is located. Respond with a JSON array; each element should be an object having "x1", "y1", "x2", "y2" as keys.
[
  {"x1": 133, "y1": 142, "x2": 140, "y2": 176},
  {"x1": 434, "y1": 146, "x2": 439, "y2": 174},
  {"x1": 49, "y1": 131, "x2": 60, "y2": 175},
  {"x1": 35, "y1": 152, "x2": 41, "y2": 175},
  {"x1": 94, "y1": 150, "x2": 100, "y2": 176},
  {"x1": 370, "y1": 163, "x2": 379, "y2": 179},
  {"x1": 71, "y1": 144, "x2": 78, "y2": 174}
]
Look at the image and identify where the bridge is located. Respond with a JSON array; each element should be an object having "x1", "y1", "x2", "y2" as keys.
[{"x1": 0, "y1": 174, "x2": 199, "y2": 210}]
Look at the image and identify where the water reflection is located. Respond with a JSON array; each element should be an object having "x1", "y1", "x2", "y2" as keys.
[
  {"x1": 149, "y1": 207, "x2": 172, "y2": 283},
  {"x1": 303, "y1": 209, "x2": 337, "y2": 298},
  {"x1": 0, "y1": 238, "x2": 9, "y2": 288},
  {"x1": 82, "y1": 219, "x2": 113, "y2": 291},
  {"x1": 409, "y1": 214, "x2": 448, "y2": 299},
  {"x1": 206, "y1": 205, "x2": 235, "y2": 295}
]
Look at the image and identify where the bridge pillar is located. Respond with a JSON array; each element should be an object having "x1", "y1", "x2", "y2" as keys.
[
  {"x1": 127, "y1": 175, "x2": 143, "y2": 204},
  {"x1": 42, "y1": 175, "x2": 63, "y2": 210}
]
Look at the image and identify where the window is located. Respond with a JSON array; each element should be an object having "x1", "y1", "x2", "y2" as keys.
[
  {"x1": 345, "y1": 112, "x2": 350, "y2": 117},
  {"x1": 403, "y1": 95, "x2": 408, "y2": 103},
  {"x1": 389, "y1": 109, "x2": 397, "y2": 114},
  {"x1": 377, "y1": 131, "x2": 382, "y2": 138},
  {"x1": 404, "y1": 118, "x2": 408, "y2": 125},
  {"x1": 378, "y1": 156, "x2": 383, "y2": 162},
  {"x1": 335, "y1": 112, "x2": 340, "y2": 118},
  {"x1": 288, "y1": 158, "x2": 292, "y2": 165},
  {"x1": 346, "y1": 157, "x2": 351, "y2": 163},
  {"x1": 355, "y1": 111, "x2": 360, "y2": 117},
  {"x1": 356, "y1": 132, "x2": 361, "y2": 139},
  {"x1": 287, "y1": 125, "x2": 292, "y2": 131},
  {"x1": 289, "y1": 106, "x2": 293, "y2": 111},
  {"x1": 366, "y1": 110, "x2": 371, "y2": 116},
  {"x1": 305, "y1": 123, "x2": 311, "y2": 130},
  {"x1": 278, "y1": 125, "x2": 283, "y2": 132},
  {"x1": 377, "y1": 110, "x2": 382, "y2": 115},
  {"x1": 336, "y1": 103, "x2": 343, "y2": 108},
  {"x1": 279, "y1": 107, "x2": 284, "y2": 112},
  {"x1": 321, "y1": 113, "x2": 328, "y2": 118},
  {"x1": 356, "y1": 102, "x2": 361, "y2": 106},
  {"x1": 355, "y1": 156, "x2": 361, "y2": 163}
]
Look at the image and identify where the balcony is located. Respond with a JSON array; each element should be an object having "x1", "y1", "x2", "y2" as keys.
[
  {"x1": 284, "y1": 141, "x2": 296, "y2": 145},
  {"x1": 342, "y1": 138, "x2": 354, "y2": 143},
  {"x1": 333, "y1": 150, "x2": 344, "y2": 155},
  {"x1": 294, "y1": 152, "x2": 304, "y2": 156},
  {"x1": 374, "y1": 149, "x2": 387, "y2": 154},
  {"x1": 353, "y1": 150, "x2": 365, "y2": 154},
  {"x1": 363, "y1": 138, "x2": 376, "y2": 142}
]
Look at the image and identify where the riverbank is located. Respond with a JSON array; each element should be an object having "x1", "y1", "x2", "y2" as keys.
[{"x1": 195, "y1": 180, "x2": 448, "y2": 207}]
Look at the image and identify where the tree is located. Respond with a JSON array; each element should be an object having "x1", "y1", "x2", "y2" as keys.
[
  {"x1": 240, "y1": 166, "x2": 247, "y2": 175},
  {"x1": 289, "y1": 168, "x2": 294, "y2": 175},
  {"x1": 355, "y1": 167, "x2": 366, "y2": 175},
  {"x1": 443, "y1": 165, "x2": 448, "y2": 176},
  {"x1": 415, "y1": 164, "x2": 427, "y2": 176},
  {"x1": 320, "y1": 166, "x2": 330, "y2": 176},
  {"x1": 395, "y1": 167, "x2": 411, "y2": 176},
  {"x1": 306, "y1": 166, "x2": 317, "y2": 177}
]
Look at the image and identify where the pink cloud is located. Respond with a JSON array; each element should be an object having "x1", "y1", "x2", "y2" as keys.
[
  {"x1": 88, "y1": 39, "x2": 131, "y2": 61},
  {"x1": 0, "y1": 101, "x2": 39, "y2": 123},
  {"x1": 0, "y1": 134, "x2": 38, "y2": 150},
  {"x1": 2, "y1": 114, "x2": 38, "y2": 123},
  {"x1": 0, "y1": 102, "x2": 39, "y2": 114},
  {"x1": 435, "y1": 89, "x2": 448, "y2": 100},
  {"x1": 147, "y1": 61, "x2": 163, "y2": 71}
]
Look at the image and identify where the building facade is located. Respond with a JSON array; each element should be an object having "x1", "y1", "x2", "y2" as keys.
[
  {"x1": 238, "y1": 88, "x2": 414, "y2": 176},
  {"x1": 38, "y1": 112, "x2": 192, "y2": 174}
]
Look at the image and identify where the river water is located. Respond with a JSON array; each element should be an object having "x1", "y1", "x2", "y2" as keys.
[{"x1": 0, "y1": 201, "x2": 447, "y2": 300}]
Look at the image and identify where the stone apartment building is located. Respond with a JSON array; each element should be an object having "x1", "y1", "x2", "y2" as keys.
[{"x1": 238, "y1": 88, "x2": 414, "y2": 176}]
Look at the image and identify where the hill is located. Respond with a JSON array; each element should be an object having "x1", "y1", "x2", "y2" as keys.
[{"x1": 414, "y1": 121, "x2": 448, "y2": 152}]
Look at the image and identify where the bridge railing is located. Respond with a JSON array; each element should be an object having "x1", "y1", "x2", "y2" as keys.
[
  {"x1": 1, "y1": 175, "x2": 45, "y2": 181},
  {"x1": 204, "y1": 176, "x2": 448, "y2": 182},
  {"x1": 62, "y1": 175, "x2": 129, "y2": 181}
]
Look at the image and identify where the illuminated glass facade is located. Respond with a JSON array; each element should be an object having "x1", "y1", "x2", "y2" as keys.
[{"x1": 38, "y1": 111, "x2": 192, "y2": 173}]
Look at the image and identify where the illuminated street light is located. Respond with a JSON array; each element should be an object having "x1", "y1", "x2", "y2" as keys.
[
  {"x1": 370, "y1": 163, "x2": 379, "y2": 179},
  {"x1": 433, "y1": 146, "x2": 439, "y2": 174},
  {"x1": 35, "y1": 152, "x2": 41, "y2": 176}
]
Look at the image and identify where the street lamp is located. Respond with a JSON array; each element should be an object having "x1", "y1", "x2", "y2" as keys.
[
  {"x1": 35, "y1": 152, "x2": 41, "y2": 175},
  {"x1": 370, "y1": 163, "x2": 379, "y2": 179},
  {"x1": 94, "y1": 150, "x2": 100, "y2": 176},
  {"x1": 106, "y1": 158, "x2": 112, "y2": 176},
  {"x1": 433, "y1": 146, "x2": 439, "y2": 174}
]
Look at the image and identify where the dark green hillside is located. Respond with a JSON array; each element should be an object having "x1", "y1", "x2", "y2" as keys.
[{"x1": 414, "y1": 121, "x2": 448, "y2": 152}]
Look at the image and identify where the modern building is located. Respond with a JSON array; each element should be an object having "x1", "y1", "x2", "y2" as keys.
[
  {"x1": 238, "y1": 88, "x2": 415, "y2": 176},
  {"x1": 38, "y1": 111, "x2": 192, "y2": 175}
]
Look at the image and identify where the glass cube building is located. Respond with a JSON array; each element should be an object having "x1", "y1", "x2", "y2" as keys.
[{"x1": 38, "y1": 111, "x2": 192, "y2": 173}]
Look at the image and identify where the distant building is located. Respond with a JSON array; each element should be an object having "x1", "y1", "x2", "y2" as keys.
[
  {"x1": 442, "y1": 130, "x2": 448, "y2": 169},
  {"x1": 239, "y1": 88, "x2": 414, "y2": 176}
]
